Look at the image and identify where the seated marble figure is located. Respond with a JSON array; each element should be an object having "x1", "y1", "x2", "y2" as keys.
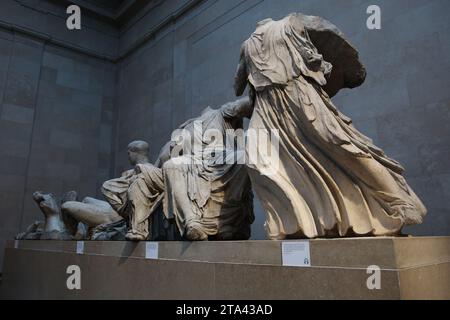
[
  {"x1": 162, "y1": 97, "x2": 255, "y2": 241},
  {"x1": 62, "y1": 140, "x2": 164, "y2": 241}
]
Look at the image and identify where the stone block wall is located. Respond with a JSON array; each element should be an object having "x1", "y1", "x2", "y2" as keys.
[{"x1": 0, "y1": 0, "x2": 117, "y2": 268}]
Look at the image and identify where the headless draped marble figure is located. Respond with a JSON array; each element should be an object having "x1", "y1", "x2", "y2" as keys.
[
  {"x1": 62, "y1": 140, "x2": 164, "y2": 241},
  {"x1": 163, "y1": 97, "x2": 255, "y2": 241},
  {"x1": 234, "y1": 13, "x2": 427, "y2": 239}
]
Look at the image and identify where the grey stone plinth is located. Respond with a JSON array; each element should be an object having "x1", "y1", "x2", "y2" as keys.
[{"x1": 0, "y1": 237, "x2": 448, "y2": 299}]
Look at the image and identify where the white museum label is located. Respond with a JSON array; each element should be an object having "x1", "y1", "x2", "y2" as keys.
[
  {"x1": 282, "y1": 241, "x2": 311, "y2": 267},
  {"x1": 76, "y1": 241, "x2": 84, "y2": 255},
  {"x1": 145, "y1": 242, "x2": 159, "y2": 259},
  {"x1": 14, "y1": 240, "x2": 19, "y2": 249}
]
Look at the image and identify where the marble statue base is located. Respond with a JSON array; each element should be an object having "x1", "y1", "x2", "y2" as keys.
[{"x1": 1, "y1": 237, "x2": 449, "y2": 299}]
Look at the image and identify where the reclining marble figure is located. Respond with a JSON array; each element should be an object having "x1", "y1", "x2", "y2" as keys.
[
  {"x1": 16, "y1": 189, "x2": 130, "y2": 241},
  {"x1": 16, "y1": 191, "x2": 88, "y2": 240},
  {"x1": 61, "y1": 195, "x2": 126, "y2": 241},
  {"x1": 234, "y1": 13, "x2": 427, "y2": 239}
]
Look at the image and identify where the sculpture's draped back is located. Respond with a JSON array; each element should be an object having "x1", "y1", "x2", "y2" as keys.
[
  {"x1": 240, "y1": 13, "x2": 427, "y2": 239},
  {"x1": 244, "y1": 15, "x2": 331, "y2": 91}
]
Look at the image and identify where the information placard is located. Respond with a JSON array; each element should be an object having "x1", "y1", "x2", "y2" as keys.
[
  {"x1": 282, "y1": 241, "x2": 311, "y2": 267},
  {"x1": 145, "y1": 242, "x2": 159, "y2": 259},
  {"x1": 76, "y1": 241, "x2": 84, "y2": 255}
]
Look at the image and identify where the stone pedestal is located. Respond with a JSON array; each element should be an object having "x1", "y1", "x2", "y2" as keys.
[{"x1": 0, "y1": 237, "x2": 448, "y2": 299}]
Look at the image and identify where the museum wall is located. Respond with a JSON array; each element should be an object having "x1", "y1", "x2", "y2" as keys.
[
  {"x1": 0, "y1": 0, "x2": 118, "y2": 268},
  {"x1": 115, "y1": 0, "x2": 450, "y2": 239}
]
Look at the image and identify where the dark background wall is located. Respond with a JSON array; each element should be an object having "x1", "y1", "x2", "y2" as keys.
[
  {"x1": 0, "y1": 0, "x2": 118, "y2": 268},
  {"x1": 0, "y1": 0, "x2": 449, "y2": 268}
]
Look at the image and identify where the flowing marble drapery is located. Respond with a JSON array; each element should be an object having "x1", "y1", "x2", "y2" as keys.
[{"x1": 235, "y1": 13, "x2": 427, "y2": 239}]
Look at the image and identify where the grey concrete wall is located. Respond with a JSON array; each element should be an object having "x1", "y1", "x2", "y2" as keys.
[
  {"x1": 115, "y1": 0, "x2": 450, "y2": 239},
  {"x1": 0, "y1": 1, "x2": 117, "y2": 268},
  {"x1": 0, "y1": 0, "x2": 118, "y2": 58}
]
